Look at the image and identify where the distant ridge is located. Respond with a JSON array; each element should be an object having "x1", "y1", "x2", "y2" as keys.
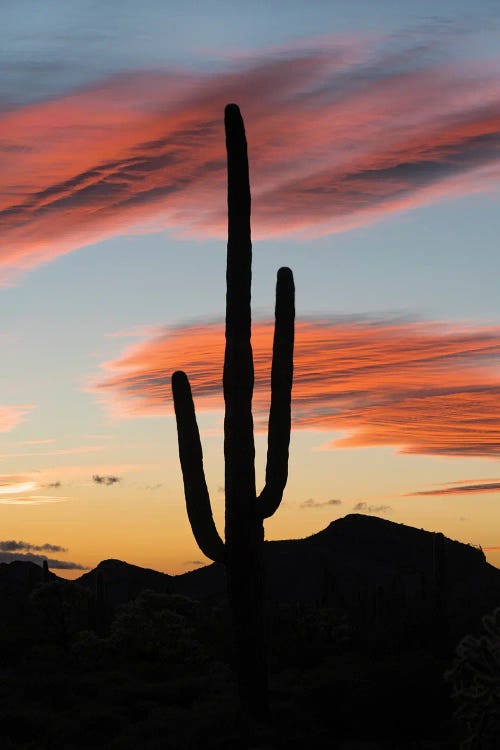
[
  {"x1": 172, "y1": 513, "x2": 500, "y2": 647},
  {"x1": 2, "y1": 515, "x2": 498, "y2": 651},
  {"x1": 174, "y1": 513, "x2": 492, "y2": 596},
  {"x1": 0, "y1": 559, "x2": 59, "y2": 595},
  {"x1": 77, "y1": 558, "x2": 173, "y2": 607}
]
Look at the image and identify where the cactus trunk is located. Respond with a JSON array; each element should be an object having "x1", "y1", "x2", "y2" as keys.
[
  {"x1": 172, "y1": 103, "x2": 294, "y2": 719},
  {"x1": 223, "y1": 104, "x2": 268, "y2": 716}
]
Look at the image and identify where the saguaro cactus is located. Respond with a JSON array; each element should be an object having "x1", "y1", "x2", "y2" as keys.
[{"x1": 171, "y1": 103, "x2": 295, "y2": 717}]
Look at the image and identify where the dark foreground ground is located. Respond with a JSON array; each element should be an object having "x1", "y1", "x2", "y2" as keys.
[
  {"x1": 0, "y1": 649, "x2": 455, "y2": 750},
  {"x1": 0, "y1": 588, "x2": 482, "y2": 750}
]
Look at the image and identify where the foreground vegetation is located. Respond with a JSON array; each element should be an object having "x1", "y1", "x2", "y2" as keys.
[{"x1": 2, "y1": 582, "x2": 494, "y2": 749}]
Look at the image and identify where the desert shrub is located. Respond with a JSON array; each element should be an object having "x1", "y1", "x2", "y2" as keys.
[
  {"x1": 109, "y1": 590, "x2": 206, "y2": 664},
  {"x1": 29, "y1": 581, "x2": 91, "y2": 651},
  {"x1": 71, "y1": 628, "x2": 112, "y2": 669},
  {"x1": 445, "y1": 606, "x2": 500, "y2": 749},
  {"x1": 269, "y1": 602, "x2": 350, "y2": 669},
  {"x1": 72, "y1": 590, "x2": 209, "y2": 668}
]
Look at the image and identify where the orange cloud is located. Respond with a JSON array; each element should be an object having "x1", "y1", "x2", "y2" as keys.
[
  {"x1": 0, "y1": 405, "x2": 34, "y2": 432},
  {"x1": 405, "y1": 481, "x2": 500, "y2": 496},
  {"x1": 92, "y1": 317, "x2": 500, "y2": 458},
  {"x1": 0, "y1": 42, "x2": 498, "y2": 279}
]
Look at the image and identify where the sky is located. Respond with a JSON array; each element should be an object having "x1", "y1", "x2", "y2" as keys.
[{"x1": 1, "y1": 0, "x2": 499, "y2": 578}]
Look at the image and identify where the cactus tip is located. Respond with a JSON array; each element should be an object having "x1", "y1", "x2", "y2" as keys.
[
  {"x1": 225, "y1": 102, "x2": 241, "y2": 116},
  {"x1": 172, "y1": 370, "x2": 187, "y2": 385},
  {"x1": 277, "y1": 266, "x2": 293, "y2": 280}
]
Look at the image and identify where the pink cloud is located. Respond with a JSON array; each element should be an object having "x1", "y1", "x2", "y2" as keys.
[
  {"x1": 91, "y1": 317, "x2": 500, "y2": 458},
  {"x1": 0, "y1": 40, "x2": 498, "y2": 280},
  {"x1": 0, "y1": 405, "x2": 34, "y2": 432},
  {"x1": 405, "y1": 482, "x2": 500, "y2": 496},
  {"x1": 0, "y1": 445, "x2": 103, "y2": 458}
]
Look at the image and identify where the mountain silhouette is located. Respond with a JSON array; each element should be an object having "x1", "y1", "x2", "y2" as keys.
[
  {"x1": 0, "y1": 559, "x2": 59, "y2": 595},
  {"x1": 172, "y1": 513, "x2": 499, "y2": 650},
  {"x1": 77, "y1": 558, "x2": 173, "y2": 608},
  {"x1": 60, "y1": 514, "x2": 500, "y2": 651},
  {"x1": 1, "y1": 514, "x2": 497, "y2": 654}
]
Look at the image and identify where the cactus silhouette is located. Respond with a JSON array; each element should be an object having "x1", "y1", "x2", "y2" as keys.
[{"x1": 171, "y1": 104, "x2": 294, "y2": 717}]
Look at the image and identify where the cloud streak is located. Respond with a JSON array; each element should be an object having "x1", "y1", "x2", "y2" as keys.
[
  {"x1": 92, "y1": 474, "x2": 121, "y2": 486},
  {"x1": 0, "y1": 478, "x2": 37, "y2": 495},
  {"x1": 0, "y1": 474, "x2": 69, "y2": 504},
  {"x1": 0, "y1": 496, "x2": 70, "y2": 505},
  {"x1": 0, "y1": 540, "x2": 66, "y2": 553},
  {"x1": 405, "y1": 481, "x2": 500, "y2": 496},
  {"x1": 0, "y1": 552, "x2": 86, "y2": 569},
  {"x1": 0, "y1": 36, "x2": 498, "y2": 280},
  {"x1": 0, "y1": 405, "x2": 34, "y2": 432},
  {"x1": 352, "y1": 502, "x2": 392, "y2": 514},
  {"x1": 300, "y1": 498, "x2": 342, "y2": 509},
  {"x1": 0, "y1": 445, "x2": 103, "y2": 459},
  {"x1": 92, "y1": 317, "x2": 500, "y2": 458}
]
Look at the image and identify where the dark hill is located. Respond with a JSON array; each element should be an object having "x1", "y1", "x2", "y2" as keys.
[
  {"x1": 173, "y1": 514, "x2": 500, "y2": 649},
  {"x1": 0, "y1": 560, "x2": 60, "y2": 596},
  {"x1": 174, "y1": 514, "x2": 497, "y2": 598},
  {"x1": 5, "y1": 515, "x2": 497, "y2": 653},
  {"x1": 76, "y1": 558, "x2": 173, "y2": 608}
]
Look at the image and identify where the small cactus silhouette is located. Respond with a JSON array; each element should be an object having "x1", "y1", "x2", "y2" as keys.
[{"x1": 171, "y1": 104, "x2": 294, "y2": 717}]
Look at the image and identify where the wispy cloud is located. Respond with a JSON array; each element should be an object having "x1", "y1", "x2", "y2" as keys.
[
  {"x1": 0, "y1": 540, "x2": 66, "y2": 553},
  {"x1": 300, "y1": 498, "x2": 342, "y2": 509},
  {"x1": 0, "y1": 35, "x2": 498, "y2": 280},
  {"x1": 0, "y1": 476, "x2": 37, "y2": 495},
  {"x1": 0, "y1": 405, "x2": 34, "y2": 432},
  {"x1": 0, "y1": 445, "x2": 103, "y2": 459},
  {"x1": 0, "y1": 551, "x2": 86, "y2": 569},
  {"x1": 0, "y1": 496, "x2": 70, "y2": 505},
  {"x1": 36, "y1": 463, "x2": 151, "y2": 482},
  {"x1": 0, "y1": 473, "x2": 68, "y2": 504},
  {"x1": 405, "y1": 481, "x2": 500, "y2": 496},
  {"x1": 92, "y1": 474, "x2": 121, "y2": 486},
  {"x1": 353, "y1": 502, "x2": 392, "y2": 514},
  {"x1": 92, "y1": 317, "x2": 500, "y2": 458}
]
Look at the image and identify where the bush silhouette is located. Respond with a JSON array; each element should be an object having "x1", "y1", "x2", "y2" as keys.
[{"x1": 445, "y1": 605, "x2": 500, "y2": 749}]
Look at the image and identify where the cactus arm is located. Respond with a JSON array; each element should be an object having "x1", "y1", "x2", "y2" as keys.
[
  {"x1": 258, "y1": 266, "x2": 295, "y2": 519},
  {"x1": 171, "y1": 370, "x2": 225, "y2": 563},
  {"x1": 223, "y1": 103, "x2": 256, "y2": 528}
]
